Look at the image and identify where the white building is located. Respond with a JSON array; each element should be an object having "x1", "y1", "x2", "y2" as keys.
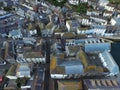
[
  {"x1": 105, "y1": 4, "x2": 115, "y2": 11},
  {"x1": 99, "y1": 51, "x2": 119, "y2": 76},
  {"x1": 81, "y1": 18, "x2": 92, "y2": 26},
  {"x1": 87, "y1": 9, "x2": 100, "y2": 16},
  {"x1": 80, "y1": 0, "x2": 88, "y2": 3},
  {"x1": 98, "y1": 0, "x2": 109, "y2": 7},
  {"x1": 103, "y1": 11, "x2": 113, "y2": 17},
  {"x1": 68, "y1": 0, "x2": 79, "y2": 5},
  {"x1": 90, "y1": 16, "x2": 108, "y2": 25},
  {"x1": 110, "y1": 17, "x2": 120, "y2": 26},
  {"x1": 66, "y1": 20, "x2": 80, "y2": 32}
]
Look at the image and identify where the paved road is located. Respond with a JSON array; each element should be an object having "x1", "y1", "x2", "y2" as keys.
[
  {"x1": 33, "y1": 64, "x2": 45, "y2": 90},
  {"x1": 44, "y1": 39, "x2": 50, "y2": 90}
]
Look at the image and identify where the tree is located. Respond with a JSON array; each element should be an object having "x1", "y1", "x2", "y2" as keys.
[
  {"x1": 109, "y1": 0, "x2": 120, "y2": 4},
  {"x1": 48, "y1": 0, "x2": 67, "y2": 7},
  {"x1": 35, "y1": 25, "x2": 41, "y2": 36},
  {"x1": 3, "y1": 7, "x2": 12, "y2": 11},
  {"x1": 71, "y1": 3, "x2": 88, "y2": 14},
  {"x1": 16, "y1": 77, "x2": 28, "y2": 88}
]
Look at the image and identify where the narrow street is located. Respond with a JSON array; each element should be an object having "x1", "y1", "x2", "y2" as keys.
[{"x1": 44, "y1": 38, "x2": 50, "y2": 90}]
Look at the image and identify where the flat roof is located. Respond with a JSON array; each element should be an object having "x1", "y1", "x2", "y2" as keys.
[
  {"x1": 58, "y1": 80, "x2": 82, "y2": 90},
  {"x1": 23, "y1": 51, "x2": 44, "y2": 58}
]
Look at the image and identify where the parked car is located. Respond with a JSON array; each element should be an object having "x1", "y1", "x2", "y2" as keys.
[{"x1": 0, "y1": 61, "x2": 6, "y2": 65}]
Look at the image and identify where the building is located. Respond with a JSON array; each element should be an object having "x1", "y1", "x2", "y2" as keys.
[
  {"x1": 77, "y1": 27, "x2": 106, "y2": 35},
  {"x1": 80, "y1": 0, "x2": 88, "y2": 3},
  {"x1": 99, "y1": 50, "x2": 119, "y2": 76},
  {"x1": 98, "y1": 0, "x2": 109, "y2": 7},
  {"x1": 86, "y1": 9, "x2": 100, "y2": 16},
  {"x1": 57, "y1": 80, "x2": 83, "y2": 90},
  {"x1": 103, "y1": 11, "x2": 113, "y2": 18},
  {"x1": 16, "y1": 63, "x2": 31, "y2": 78},
  {"x1": 68, "y1": 0, "x2": 79, "y2": 5},
  {"x1": 4, "y1": 79, "x2": 16, "y2": 90},
  {"x1": 50, "y1": 56, "x2": 84, "y2": 79},
  {"x1": 16, "y1": 38, "x2": 46, "y2": 64},
  {"x1": 78, "y1": 50, "x2": 108, "y2": 76},
  {"x1": 81, "y1": 16, "x2": 92, "y2": 26},
  {"x1": 0, "y1": 13, "x2": 12, "y2": 20},
  {"x1": 66, "y1": 20, "x2": 80, "y2": 32},
  {"x1": 84, "y1": 79, "x2": 120, "y2": 90},
  {"x1": 77, "y1": 27, "x2": 89, "y2": 34},
  {"x1": 9, "y1": 30, "x2": 23, "y2": 39},
  {"x1": 3, "y1": 41, "x2": 16, "y2": 63},
  {"x1": 84, "y1": 39, "x2": 111, "y2": 53},
  {"x1": 23, "y1": 51, "x2": 46, "y2": 63},
  {"x1": 42, "y1": 29, "x2": 54, "y2": 38},
  {"x1": 65, "y1": 45, "x2": 80, "y2": 56},
  {"x1": 110, "y1": 17, "x2": 120, "y2": 26},
  {"x1": 105, "y1": 26, "x2": 119, "y2": 36},
  {"x1": 90, "y1": 15, "x2": 108, "y2": 25},
  {"x1": 75, "y1": 15, "x2": 92, "y2": 26},
  {"x1": 6, "y1": 64, "x2": 17, "y2": 79},
  {"x1": 105, "y1": 3, "x2": 115, "y2": 11},
  {"x1": 88, "y1": 0, "x2": 98, "y2": 9},
  {"x1": 16, "y1": 5, "x2": 28, "y2": 17},
  {"x1": 3, "y1": 0, "x2": 14, "y2": 7}
]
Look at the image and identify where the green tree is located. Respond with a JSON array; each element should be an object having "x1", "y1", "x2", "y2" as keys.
[
  {"x1": 35, "y1": 25, "x2": 41, "y2": 36},
  {"x1": 16, "y1": 77, "x2": 28, "y2": 88},
  {"x1": 109, "y1": 0, "x2": 120, "y2": 4},
  {"x1": 3, "y1": 7, "x2": 12, "y2": 11},
  {"x1": 48, "y1": 0, "x2": 67, "y2": 7},
  {"x1": 71, "y1": 2, "x2": 88, "y2": 14}
]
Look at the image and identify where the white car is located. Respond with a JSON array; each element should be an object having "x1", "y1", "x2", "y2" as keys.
[{"x1": 0, "y1": 61, "x2": 6, "y2": 65}]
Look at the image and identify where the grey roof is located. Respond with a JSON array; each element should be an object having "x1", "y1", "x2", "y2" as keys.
[
  {"x1": 71, "y1": 20, "x2": 80, "y2": 27},
  {"x1": 85, "y1": 41, "x2": 111, "y2": 53},
  {"x1": 65, "y1": 65, "x2": 83, "y2": 74},
  {"x1": 0, "y1": 13, "x2": 12, "y2": 20},
  {"x1": 59, "y1": 60, "x2": 82, "y2": 66},
  {"x1": 18, "y1": 64, "x2": 30, "y2": 77},
  {"x1": 19, "y1": 64, "x2": 30, "y2": 71},
  {"x1": 112, "y1": 17, "x2": 120, "y2": 26},
  {"x1": 6, "y1": 0, "x2": 14, "y2": 6},
  {"x1": 91, "y1": 25, "x2": 106, "y2": 29},
  {"x1": 18, "y1": 5, "x2": 29, "y2": 12},
  {"x1": 57, "y1": 59, "x2": 84, "y2": 74},
  {"x1": 9, "y1": 30, "x2": 22, "y2": 36},
  {"x1": 100, "y1": 50, "x2": 119, "y2": 74}
]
